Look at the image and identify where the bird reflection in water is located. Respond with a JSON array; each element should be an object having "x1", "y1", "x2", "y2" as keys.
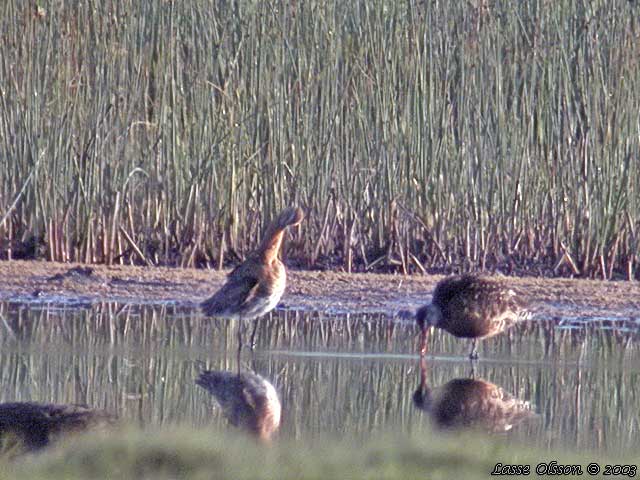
[
  {"x1": 196, "y1": 369, "x2": 281, "y2": 442},
  {"x1": 0, "y1": 402, "x2": 116, "y2": 456},
  {"x1": 412, "y1": 357, "x2": 536, "y2": 433}
]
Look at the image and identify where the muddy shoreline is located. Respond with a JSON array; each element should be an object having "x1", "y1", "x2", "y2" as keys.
[{"x1": 0, "y1": 260, "x2": 638, "y2": 319}]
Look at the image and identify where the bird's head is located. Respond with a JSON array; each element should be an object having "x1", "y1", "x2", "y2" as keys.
[
  {"x1": 415, "y1": 304, "x2": 440, "y2": 356},
  {"x1": 276, "y1": 206, "x2": 305, "y2": 229},
  {"x1": 415, "y1": 304, "x2": 441, "y2": 331},
  {"x1": 413, "y1": 355, "x2": 432, "y2": 411},
  {"x1": 412, "y1": 385, "x2": 433, "y2": 412}
]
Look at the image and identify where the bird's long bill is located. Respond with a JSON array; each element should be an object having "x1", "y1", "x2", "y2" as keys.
[
  {"x1": 419, "y1": 354, "x2": 428, "y2": 388},
  {"x1": 419, "y1": 327, "x2": 430, "y2": 357}
]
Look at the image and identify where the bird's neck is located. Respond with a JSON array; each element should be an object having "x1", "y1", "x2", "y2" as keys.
[
  {"x1": 256, "y1": 226, "x2": 285, "y2": 263},
  {"x1": 430, "y1": 305, "x2": 443, "y2": 327}
]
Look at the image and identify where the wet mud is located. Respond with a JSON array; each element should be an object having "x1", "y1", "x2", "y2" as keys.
[{"x1": 0, "y1": 260, "x2": 638, "y2": 320}]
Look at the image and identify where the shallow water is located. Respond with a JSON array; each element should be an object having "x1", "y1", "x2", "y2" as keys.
[{"x1": 0, "y1": 301, "x2": 639, "y2": 453}]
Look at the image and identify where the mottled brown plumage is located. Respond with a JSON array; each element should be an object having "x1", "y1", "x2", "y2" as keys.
[
  {"x1": 201, "y1": 206, "x2": 304, "y2": 350},
  {"x1": 0, "y1": 402, "x2": 116, "y2": 453},
  {"x1": 196, "y1": 370, "x2": 281, "y2": 442},
  {"x1": 413, "y1": 358, "x2": 535, "y2": 432},
  {"x1": 416, "y1": 275, "x2": 530, "y2": 358}
]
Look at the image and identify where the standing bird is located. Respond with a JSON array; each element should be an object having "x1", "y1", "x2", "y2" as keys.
[
  {"x1": 196, "y1": 370, "x2": 281, "y2": 442},
  {"x1": 416, "y1": 274, "x2": 531, "y2": 359},
  {"x1": 0, "y1": 402, "x2": 116, "y2": 455},
  {"x1": 412, "y1": 357, "x2": 536, "y2": 433},
  {"x1": 201, "y1": 206, "x2": 304, "y2": 354}
]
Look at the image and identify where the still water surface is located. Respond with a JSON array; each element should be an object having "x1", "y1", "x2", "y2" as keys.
[{"x1": 0, "y1": 301, "x2": 638, "y2": 453}]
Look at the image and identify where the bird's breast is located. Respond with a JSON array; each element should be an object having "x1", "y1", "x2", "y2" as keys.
[{"x1": 266, "y1": 261, "x2": 286, "y2": 296}]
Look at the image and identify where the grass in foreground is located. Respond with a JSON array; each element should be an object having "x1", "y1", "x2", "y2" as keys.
[{"x1": 0, "y1": 427, "x2": 632, "y2": 480}]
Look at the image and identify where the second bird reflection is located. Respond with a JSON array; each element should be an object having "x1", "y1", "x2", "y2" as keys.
[{"x1": 412, "y1": 357, "x2": 536, "y2": 433}]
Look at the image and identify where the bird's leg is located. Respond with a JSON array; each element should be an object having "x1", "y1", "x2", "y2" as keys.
[
  {"x1": 468, "y1": 339, "x2": 479, "y2": 361},
  {"x1": 249, "y1": 318, "x2": 260, "y2": 350},
  {"x1": 468, "y1": 340, "x2": 478, "y2": 378},
  {"x1": 236, "y1": 342, "x2": 242, "y2": 375},
  {"x1": 236, "y1": 319, "x2": 244, "y2": 374},
  {"x1": 468, "y1": 359, "x2": 477, "y2": 379}
]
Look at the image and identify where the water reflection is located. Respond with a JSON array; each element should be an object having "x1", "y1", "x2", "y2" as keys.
[
  {"x1": 412, "y1": 357, "x2": 536, "y2": 432},
  {"x1": 197, "y1": 369, "x2": 281, "y2": 442},
  {"x1": 0, "y1": 301, "x2": 638, "y2": 453},
  {"x1": 0, "y1": 402, "x2": 116, "y2": 456}
]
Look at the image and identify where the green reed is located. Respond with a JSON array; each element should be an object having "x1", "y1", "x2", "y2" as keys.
[{"x1": 1, "y1": 1, "x2": 638, "y2": 278}]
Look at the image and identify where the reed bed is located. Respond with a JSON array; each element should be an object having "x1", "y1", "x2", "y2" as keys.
[{"x1": 1, "y1": 1, "x2": 639, "y2": 278}]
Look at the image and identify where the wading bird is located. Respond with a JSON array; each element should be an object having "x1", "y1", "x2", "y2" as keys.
[
  {"x1": 201, "y1": 206, "x2": 304, "y2": 354},
  {"x1": 412, "y1": 357, "x2": 535, "y2": 432},
  {"x1": 0, "y1": 402, "x2": 116, "y2": 454},
  {"x1": 416, "y1": 274, "x2": 531, "y2": 359},
  {"x1": 196, "y1": 370, "x2": 281, "y2": 442}
]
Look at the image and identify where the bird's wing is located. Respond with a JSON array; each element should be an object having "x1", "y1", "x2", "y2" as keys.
[
  {"x1": 435, "y1": 278, "x2": 510, "y2": 335},
  {"x1": 481, "y1": 283, "x2": 529, "y2": 320},
  {"x1": 201, "y1": 263, "x2": 260, "y2": 316},
  {"x1": 454, "y1": 278, "x2": 517, "y2": 314}
]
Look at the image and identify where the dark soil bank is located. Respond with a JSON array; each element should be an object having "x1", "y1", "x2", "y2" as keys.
[{"x1": 0, "y1": 261, "x2": 638, "y2": 320}]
